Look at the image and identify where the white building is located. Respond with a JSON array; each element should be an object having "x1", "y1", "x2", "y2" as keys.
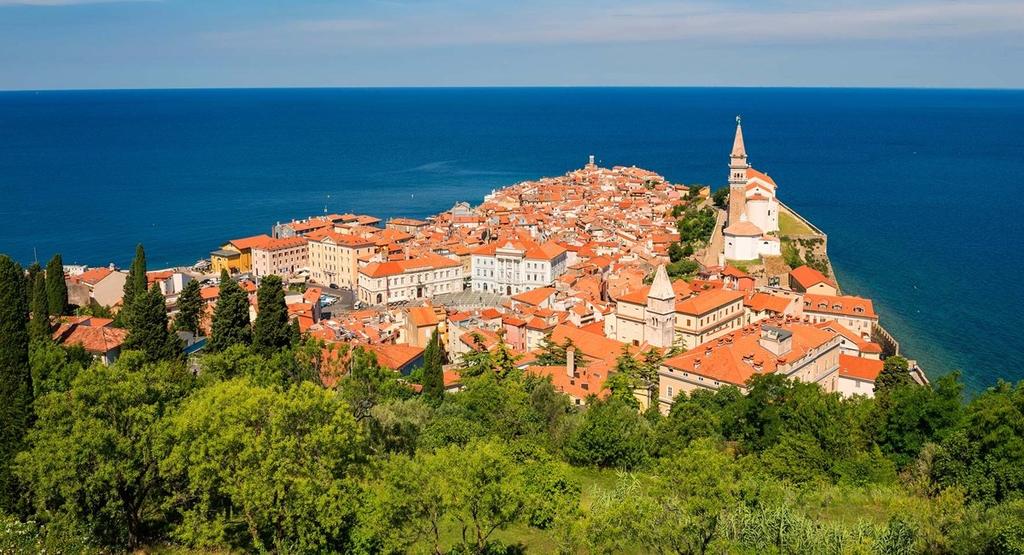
[
  {"x1": 723, "y1": 118, "x2": 783, "y2": 261},
  {"x1": 358, "y1": 253, "x2": 463, "y2": 305},
  {"x1": 470, "y1": 239, "x2": 568, "y2": 296},
  {"x1": 306, "y1": 229, "x2": 376, "y2": 288}
]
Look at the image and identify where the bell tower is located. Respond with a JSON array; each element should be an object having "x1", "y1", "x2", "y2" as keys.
[
  {"x1": 728, "y1": 116, "x2": 749, "y2": 226},
  {"x1": 645, "y1": 265, "x2": 675, "y2": 348}
]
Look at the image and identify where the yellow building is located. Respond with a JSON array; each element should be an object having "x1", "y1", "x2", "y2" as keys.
[{"x1": 210, "y1": 234, "x2": 271, "y2": 275}]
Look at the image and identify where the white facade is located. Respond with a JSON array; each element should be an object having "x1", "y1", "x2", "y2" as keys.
[
  {"x1": 358, "y1": 257, "x2": 464, "y2": 305},
  {"x1": 307, "y1": 231, "x2": 376, "y2": 288},
  {"x1": 470, "y1": 240, "x2": 568, "y2": 296},
  {"x1": 723, "y1": 120, "x2": 782, "y2": 260}
]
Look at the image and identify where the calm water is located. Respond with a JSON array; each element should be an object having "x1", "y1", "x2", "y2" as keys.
[{"x1": 1, "y1": 88, "x2": 1022, "y2": 392}]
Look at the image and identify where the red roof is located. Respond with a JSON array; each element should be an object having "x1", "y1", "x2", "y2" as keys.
[
  {"x1": 789, "y1": 265, "x2": 834, "y2": 289},
  {"x1": 839, "y1": 354, "x2": 883, "y2": 382}
]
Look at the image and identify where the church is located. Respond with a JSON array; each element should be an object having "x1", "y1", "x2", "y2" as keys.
[{"x1": 723, "y1": 118, "x2": 783, "y2": 261}]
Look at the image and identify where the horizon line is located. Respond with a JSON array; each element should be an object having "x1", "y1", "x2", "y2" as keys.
[{"x1": 3, "y1": 84, "x2": 1024, "y2": 94}]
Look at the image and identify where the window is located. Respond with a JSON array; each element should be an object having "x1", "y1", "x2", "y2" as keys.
[{"x1": 667, "y1": 386, "x2": 674, "y2": 397}]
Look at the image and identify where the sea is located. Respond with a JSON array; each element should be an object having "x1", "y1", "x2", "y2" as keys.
[{"x1": 1, "y1": 88, "x2": 1022, "y2": 393}]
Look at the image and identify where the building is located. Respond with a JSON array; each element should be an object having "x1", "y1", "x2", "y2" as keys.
[
  {"x1": 723, "y1": 118, "x2": 782, "y2": 261},
  {"x1": 251, "y1": 236, "x2": 309, "y2": 278},
  {"x1": 837, "y1": 354, "x2": 884, "y2": 398},
  {"x1": 470, "y1": 238, "x2": 568, "y2": 296},
  {"x1": 657, "y1": 320, "x2": 842, "y2": 411},
  {"x1": 610, "y1": 266, "x2": 745, "y2": 351},
  {"x1": 789, "y1": 265, "x2": 838, "y2": 295},
  {"x1": 306, "y1": 229, "x2": 376, "y2": 288},
  {"x1": 66, "y1": 267, "x2": 128, "y2": 308},
  {"x1": 802, "y1": 293, "x2": 878, "y2": 338},
  {"x1": 210, "y1": 235, "x2": 272, "y2": 275},
  {"x1": 358, "y1": 253, "x2": 463, "y2": 305},
  {"x1": 52, "y1": 317, "x2": 128, "y2": 365}
]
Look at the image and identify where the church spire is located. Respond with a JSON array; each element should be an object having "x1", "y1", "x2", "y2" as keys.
[
  {"x1": 731, "y1": 115, "x2": 746, "y2": 158},
  {"x1": 648, "y1": 264, "x2": 674, "y2": 300}
]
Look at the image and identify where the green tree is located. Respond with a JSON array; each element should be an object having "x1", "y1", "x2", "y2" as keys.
[
  {"x1": 251, "y1": 275, "x2": 291, "y2": 355},
  {"x1": 208, "y1": 270, "x2": 251, "y2": 352},
  {"x1": 565, "y1": 397, "x2": 650, "y2": 469},
  {"x1": 421, "y1": 328, "x2": 445, "y2": 403},
  {"x1": 458, "y1": 333, "x2": 494, "y2": 378},
  {"x1": 118, "y1": 244, "x2": 148, "y2": 327},
  {"x1": 15, "y1": 353, "x2": 193, "y2": 547},
  {"x1": 123, "y1": 284, "x2": 182, "y2": 363},
  {"x1": 875, "y1": 371, "x2": 962, "y2": 468},
  {"x1": 173, "y1": 278, "x2": 202, "y2": 335},
  {"x1": 24, "y1": 262, "x2": 41, "y2": 308},
  {"x1": 536, "y1": 332, "x2": 567, "y2": 366},
  {"x1": 0, "y1": 255, "x2": 31, "y2": 513},
  {"x1": 160, "y1": 378, "x2": 365, "y2": 552},
  {"x1": 45, "y1": 254, "x2": 67, "y2": 317},
  {"x1": 29, "y1": 340, "x2": 90, "y2": 398},
  {"x1": 712, "y1": 186, "x2": 729, "y2": 208},
  {"x1": 28, "y1": 272, "x2": 51, "y2": 341},
  {"x1": 668, "y1": 242, "x2": 686, "y2": 263},
  {"x1": 875, "y1": 355, "x2": 914, "y2": 395},
  {"x1": 339, "y1": 347, "x2": 413, "y2": 422}
]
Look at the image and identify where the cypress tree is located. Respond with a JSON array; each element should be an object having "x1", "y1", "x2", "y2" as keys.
[
  {"x1": 29, "y1": 272, "x2": 51, "y2": 341},
  {"x1": 252, "y1": 275, "x2": 292, "y2": 354},
  {"x1": 174, "y1": 278, "x2": 202, "y2": 335},
  {"x1": 209, "y1": 270, "x2": 251, "y2": 352},
  {"x1": 45, "y1": 253, "x2": 67, "y2": 317},
  {"x1": 119, "y1": 244, "x2": 147, "y2": 326},
  {"x1": 24, "y1": 262, "x2": 41, "y2": 308},
  {"x1": 0, "y1": 255, "x2": 32, "y2": 511},
  {"x1": 123, "y1": 284, "x2": 182, "y2": 362},
  {"x1": 421, "y1": 328, "x2": 445, "y2": 403}
]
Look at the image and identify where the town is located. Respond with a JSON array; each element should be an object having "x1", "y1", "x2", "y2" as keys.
[{"x1": 52, "y1": 119, "x2": 926, "y2": 407}]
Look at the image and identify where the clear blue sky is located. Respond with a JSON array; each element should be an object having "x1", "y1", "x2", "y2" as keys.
[{"x1": 1, "y1": 0, "x2": 1021, "y2": 90}]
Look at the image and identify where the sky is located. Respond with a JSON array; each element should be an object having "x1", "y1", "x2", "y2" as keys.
[{"x1": 0, "y1": 0, "x2": 1022, "y2": 90}]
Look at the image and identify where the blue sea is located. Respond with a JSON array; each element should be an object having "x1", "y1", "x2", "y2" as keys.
[{"x1": 1, "y1": 88, "x2": 1022, "y2": 392}]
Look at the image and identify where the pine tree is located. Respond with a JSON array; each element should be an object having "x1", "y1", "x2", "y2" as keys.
[
  {"x1": 29, "y1": 272, "x2": 51, "y2": 341},
  {"x1": 119, "y1": 244, "x2": 147, "y2": 327},
  {"x1": 45, "y1": 253, "x2": 67, "y2": 317},
  {"x1": 421, "y1": 328, "x2": 445, "y2": 402},
  {"x1": 209, "y1": 270, "x2": 251, "y2": 352},
  {"x1": 174, "y1": 278, "x2": 202, "y2": 335},
  {"x1": 536, "y1": 332, "x2": 567, "y2": 366},
  {"x1": 123, "y1": 284, "x2": 182, "y2": 362},
  {"x1": 0, "y1": 255, "x2": 32, "y2": 511},
  {"x1": 252, "y1": 275, "x2": 291, "y2": 355}
]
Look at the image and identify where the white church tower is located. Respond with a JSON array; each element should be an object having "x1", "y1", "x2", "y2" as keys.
[
  {"x1": 727, "y1": 116, "x2": 749, "y2": 226},
  {"x1": 645, "y1": 265, "x2": 676, "y2": 348}
]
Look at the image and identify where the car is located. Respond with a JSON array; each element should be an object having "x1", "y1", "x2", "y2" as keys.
[{"x1": 329, "y1": 283, "x2": 339, "y2": 289}]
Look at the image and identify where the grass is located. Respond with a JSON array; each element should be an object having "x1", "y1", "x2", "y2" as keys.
[
  {"x1": 726, "y1": 259, "x2": 761, "y2": 272},
  {"x1": 779, "y1": 210, "x2": 814, "y2": 236}
]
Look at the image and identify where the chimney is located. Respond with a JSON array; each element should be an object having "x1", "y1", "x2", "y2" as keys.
[{"x1": 566, "y1": 346, "x2": 576, "y2": 378}]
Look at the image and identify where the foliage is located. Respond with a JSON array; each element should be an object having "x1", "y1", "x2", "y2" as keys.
[
  {"x1": 161, "y1": 378, "x2": 365, "y2": 552},
  {"x1": 0, "y1": 255, "x2": 31, "y2": 513},
  {"x1": 118, "y1": 243, "x2": 148, "y2": 328},
  {"x1": 123, "y1": 284, "x2": 183, "y2": 363},
  {"x1": 565, "y1": 397, "x2": 651, "y2": 469},
  {"x1": 173, "y1": 278, "x2": 202, "y2": 335},
  {"x1": 422, "y1": 328, "x2": 446, "y2": 403},
  {"x1": 676, "y1": 206, "x2": 717, "y2": 247},
  {"x1": 666, "y1": 258, "x2": 700, "y2": 279},
  {"x1": 252, "y1": 275, "x2": 293, "y2": 355},
  {"x1": 29, "y1": 340, "x2": 90, "y2": 398},
  {"x1": 44, "y1": 254, "x2": 68, "y2": 317},
  {"x1": 28, "y1": 272, "x2": 50, "y2": 341},
  {"x1": 15, "y1": 353, "x2": 193, "y2": 547},
  {"x1": 208, "y1": 270, "x2": 251, "y2": 352},
  {"x1": 712, "y1": 186, "x2": 730, "y2": 208},
  {"x1": 875, "y1": 355, "x2": 914, "y2": 394}
]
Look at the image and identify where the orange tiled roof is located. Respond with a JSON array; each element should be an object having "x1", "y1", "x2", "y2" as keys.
[
  {"x1": 803, "y1": 293, "x2": 877, "y2": 319},
  {"x1": 839, "y1": 354, "x2": 883, "y2": 382}
]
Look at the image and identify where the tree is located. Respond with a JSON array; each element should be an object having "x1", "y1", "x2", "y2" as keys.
[
  {"x1": 15, "y1": 353, "x2": 193, "y2": 547},
  {"x1": 875, "y1": 356, "x2": 914, "y2": 395},
  {"x1": 712, "y1": 186, "x2": 729, "y2": 208},
  {"x1": 0, "y1": 255, "x2": 31, "y2": 513},
  {"x1": 29, "y1": 272, "x2": 51, "y2": 341},
  {"x1": 421, "y1": 328, "x2": 445, "y2": 403},
  {"x1": 208, "y1": 270, "x2": 250, "y2": 352},
  {"x1": 29, "y1": 340, "x2": 90, "y2": 398},
  {"x1": 668, "y1": 242, "x2": 686, "y2": 263},
  {"x1": 160, "y1": 378, "x2": 365, "y2": 552},
  {"x1": 24, "y1": 262, "x2": 41, "y2": 307},
  {"x1": 251, "y1": 275, "x2": 291, "y2": 355},
  {"x1": 565, "y1": 397, "x2": 651, "y2": 469},
  {"x1": 123, "y1": 284, "x2": 182, "y2": 363},
  {"x1": 535, "y1": 332, "x2": 567, "y2": 366},
  {"x1": 119, "y1": 244, "x2": 148, "y2": 327},
  {"x1": 458, "y1": 333, "x2": 494, "y2": 378},
  {"x1": 173, "y1": 278, "x2": 202, "y2": 335},
  {"x1": 45, "y1": 254, "x2": 67, "y2": 317}
]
